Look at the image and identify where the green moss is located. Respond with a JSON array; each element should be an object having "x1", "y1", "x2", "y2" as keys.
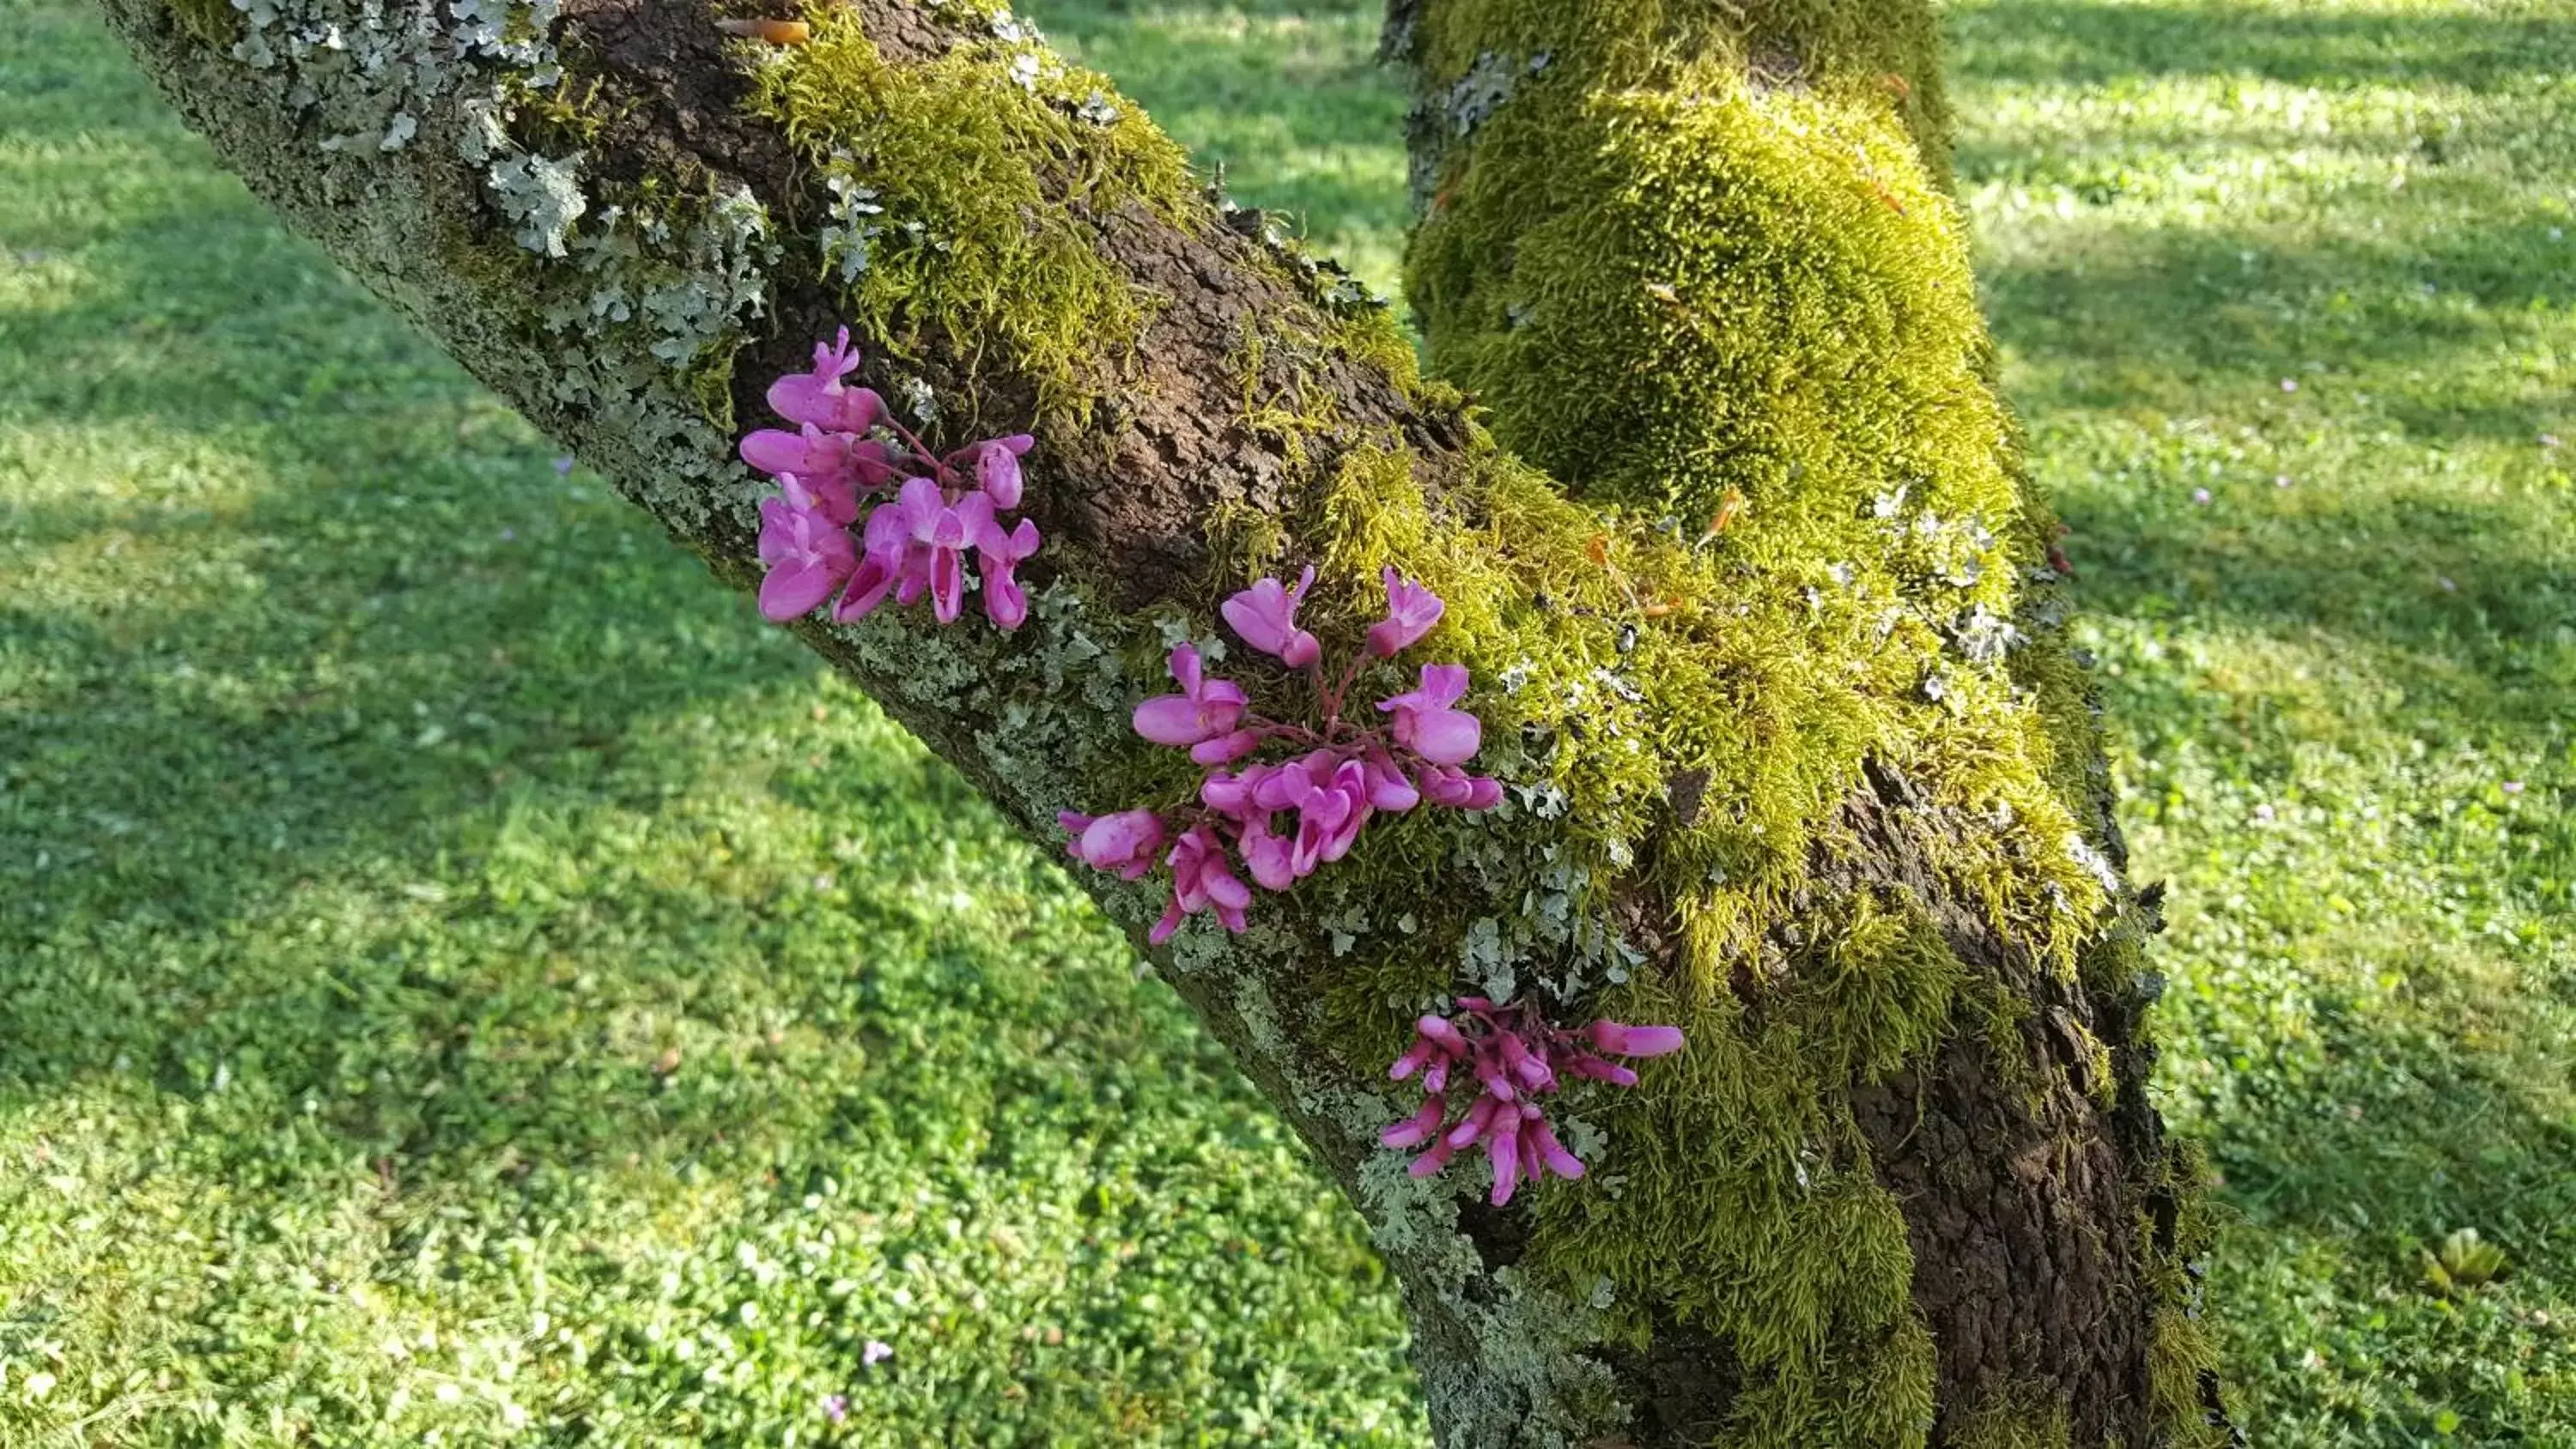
[
  {"x1": 166, "y1": 0, "x2": 238, "y2": 49},
  {"x1": 684, "y1": 337, "x2": 739, "y2": 434},
  {"x1": 1414, "y1": 73, "x2": 2003, "y2": 536},
  {"x1": 498, "y1": 68, "x2": 617, "y2": 155},
  {"x1": 704, "y1": 0, "x2": 2196, "y2": 1434},
  {"x1": 746, "y1": 13, "x2": 1197, "y2": 410},
  {"x1": 1404, "y1": 0, "x2": 1953, "y2": 186},
  {"x1": 1783, "y1": 891, "x2": 1968, "y2": 1086},
  {"x1": 1322, "y1": 307, "x2": 1432, "y2": 399},
  {"x1": 1947, "y1": 1381, "x2": 2074, "y2": 1449},
  {"x1": 1253, "y1": 423, "x2": 2098, "y2": 1438},
  {"x1": 1230, "y1": 313, "x2": 1352, "y2": 476},
  {"x1": 2143, "y1": 1145, "x2": 2233, "y2": 1449}
]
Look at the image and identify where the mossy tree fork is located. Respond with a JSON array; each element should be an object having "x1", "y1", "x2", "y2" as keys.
[{"x1": 96, "y1": 0, "x2": 2241, "y2": 1441}]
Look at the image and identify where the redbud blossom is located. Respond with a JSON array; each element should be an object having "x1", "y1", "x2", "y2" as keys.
[
  {"x1": 740, "y1": 328, "x2": 1041, "y2": 632},
  {"x1": 1151, "y1": 823, "x2": 1254, "y2": 944},
  {"x1": 1221, "y1": 565, "x2": 1322, "y2": 669},
  {"x1": 767, "y1": 328, "x2": 884, "y2": 434},
  {"x1": 756, "y1": 489, "x2": 857, "y2": 622},
  {"x1": 1367, "y1": 567, "x2": 1446, "y2": 658},
  {"x1": 1057, "y1": 809, "x2": 1165, "y2": 881},
  {"x1": 740, "y1": 424, "x2": 875, "y2": 507},
  {"x1": 976, "y1": 515, "x2": 1042, "y2": 631},
  {"x1": 956, "y1": 434, "x2": 1034, "y2": 510},
  {"x1": 1132, "y1": 644, "x2": 1249, "y2": 747},
  {"x1": 1378, "y1": 664, "x2": 1483, "y2": 766},
  {"x1": 1061, "y1": 568, "x2": 1502, "y2": 944},
  {"x1": 1381, "y1": 999, "x2": 1683, "y2": 1206}
]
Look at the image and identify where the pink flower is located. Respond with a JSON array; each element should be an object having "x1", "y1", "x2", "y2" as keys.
[
  {"x1": 1487, "y1": 1113, "x2": 1524, "y2": 1206},
  {"x1": 862, "y1": 1339, "x2": 893, "y2": 1366},
  {"x1": 1237, "y1": 817, "x2": 1297, "y2": 892},
  {"x1": 1250, "y1": 750, "x2": 1371, "y2": 878},
  {"x1": 1526, "y1": 1114, "x2": 1585, "y2": 1180},
  {"x1": 1562, "y1": 1053, "x2": 1642, "y2": 1087},
  {"x1": 1222, "y1": 566, "x2": 1322, "y2": 669},
  {"x1": 771, "y1": 467, "x2": 860, "y2": 527},
  {"x1": 953, "y1": 434, "x2": 1034, "y2": 510},
  {"x1": 1404, "y1": 1132, "x2": 1460, "y2": 1179},
  {"x1": 1416, "y1": 764, "x2": 1504, "y2": 810},
  {"x1": 1133, "y1": 644, "x2": 1249, "y2": 748},
  {"x1": 1583, "y1": 1021, "x2": 1687, "y2": 1058},
  {"x1": 756, "y1": 491, "x2": 857, "y2": 621},
  {"x1": 835, "y1": 499, "x2": 913, "y2": 623},
  {"x1": 1378, "y1": 664, "x2": 1483, "y2": 766},
  {"x1": 1199, "y1": 762, "x2": 1271, "y2": 822},
  {"x1": 1378, "y1": 1094, "x2": 1446, "y2": 1149},
  {"x1": 1060, "y1": 809, "x2": 1165, "y2": 881},
  {"x1": 740, "y1": 425, "x2": 879, "y2": 511},
  {"x1": 1382, "y1": 1001, "x2": 1682, "y2": 1206},
  {"x1": 768, "y1": 328, "x2": 886, "y2": 433},
  {"x1": 744, "y1": 328, "x2": 1040, "y2": 637},
  {"x1": 1359, "y1": 749, "x2": 1420, "y2": 812},
  {"x1": 1189, "y1": 728, "x2": 1266, "y2": 767},
  {"x1": 976, "y1": 514, "x2": 1042, "y2": 631},
  {"x1": 1151, "y1": 822, "x2": 1254, "y2": 943},
  {"x1": 1060, "y1": 569, "x2": 1502, "y2": 945},
  {"x1": 868, "y1": 476, "x2": 987, "y2": 625},
  {"x1": 1367, "y1": 568, "x2": 1445, "y2": 658},
  {"x1": 1297, "y1": 764, "x2": 1370, "y2": 874}
]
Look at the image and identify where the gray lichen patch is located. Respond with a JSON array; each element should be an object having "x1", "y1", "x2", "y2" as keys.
[{"x1": 488, "y1": 150, "x2": 585, "y2": 256}]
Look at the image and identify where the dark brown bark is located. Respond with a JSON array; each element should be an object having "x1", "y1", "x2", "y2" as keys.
[{"x1": 1840, "y1": 767, "x2": 2161, "y2": 1446}]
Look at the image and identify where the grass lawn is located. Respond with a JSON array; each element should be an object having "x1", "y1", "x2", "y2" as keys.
[{"x1": 2, "y1": 0, "x2": 2568, "y2": 1443}]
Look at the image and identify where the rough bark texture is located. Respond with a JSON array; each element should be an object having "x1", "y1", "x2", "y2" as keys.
[{"x1": 94, "y1": 0, "x2": 2230, "y2": 1442}]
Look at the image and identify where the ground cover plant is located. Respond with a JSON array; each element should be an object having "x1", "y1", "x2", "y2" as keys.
[{"x1": 1, "y1": 0, "x2": 2569, "y2": 1443}]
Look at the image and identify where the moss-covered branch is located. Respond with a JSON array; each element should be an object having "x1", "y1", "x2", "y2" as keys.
[
  {"x1": 1388, "y1": 1, "x2": 2234, "y2": 1444},
  {"x1": 90, "y1": 0, "x2": 2227, "y2": 1441}
]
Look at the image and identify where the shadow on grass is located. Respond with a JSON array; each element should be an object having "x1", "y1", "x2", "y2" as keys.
[
  {"x1": 1983, "y1": 211, "x2": 2571, "y2": 425},
  {"x1": 2192, "y1": 1007, "x2": 2576, "y2": 1252},
  {"x1": 1949, "y1": 0, "x2": 2566, "y2": 90},
  {"x1": 2060, "y1": 489, "x2": 2573, "y2": 717},
  {"x1": 1983, "y1": 210, "x2": 2573, "y2": 706}
]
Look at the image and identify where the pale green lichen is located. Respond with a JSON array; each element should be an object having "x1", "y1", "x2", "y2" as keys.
[{"x1": 488, "y1": 150, "x2": 586, "y2": 256}]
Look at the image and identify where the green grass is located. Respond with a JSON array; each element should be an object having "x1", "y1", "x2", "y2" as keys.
[
  {"x1": 1951, "y1": 5, "x2": 2576, "y2": 1443},
  {"x1": 1, "y1": 0, "x2": 2568, "y2": 1444}
]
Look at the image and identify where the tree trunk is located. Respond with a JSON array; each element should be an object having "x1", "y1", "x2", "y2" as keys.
[{"x1": 92, "y1": 0, "x2": 2234, "y2": 1441}]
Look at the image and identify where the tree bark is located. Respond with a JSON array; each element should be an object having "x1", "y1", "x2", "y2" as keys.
[{"x1": 92, "y1": 0, "x2": 2234, "y2": 1442}]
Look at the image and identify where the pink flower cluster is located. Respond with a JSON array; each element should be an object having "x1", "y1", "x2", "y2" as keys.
[
  {"x1": 745, "y1": 328, "x2": 1042, "y2": 631},
  {"x1": 1058, "y1": 566, "x2": 1504, "y2": 945},
  {"x1": 1382, "y1": 1000, "x2": 1685, "y2": 1205}
]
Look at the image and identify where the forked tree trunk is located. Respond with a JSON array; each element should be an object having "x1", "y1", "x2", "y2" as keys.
[{"x1": 94, "y1": 0, "x2": 2236, "y2": 1440}]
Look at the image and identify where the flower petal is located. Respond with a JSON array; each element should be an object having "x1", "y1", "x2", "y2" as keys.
[
  {"x1": 1133, "y1": 695, "x2": 1213, "y2": 747},
  {"x1": 1410, "y1": 708, "x2": 1483, "y2": 767},
  {"x1": 759, "y1": 558, "x2": 845, "y2": 621}
]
